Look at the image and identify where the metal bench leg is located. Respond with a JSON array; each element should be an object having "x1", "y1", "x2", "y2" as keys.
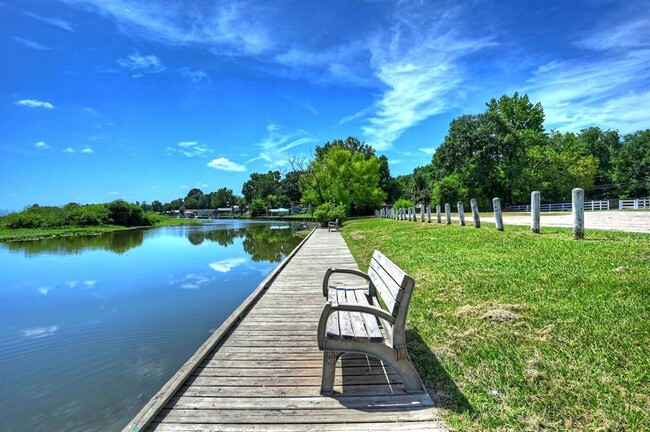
[
  {"x1": 320, "y1": 351, "x2": 340, "y2": 394},
  {"x1": 390, "y1": 357, "x2": 425, "y2": 394}
]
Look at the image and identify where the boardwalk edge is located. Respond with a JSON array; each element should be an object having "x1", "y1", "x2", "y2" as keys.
[{"x1": 122, "y1": 227, "x2": 318, "y2": 432}]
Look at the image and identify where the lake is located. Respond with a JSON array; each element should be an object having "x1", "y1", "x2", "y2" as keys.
[{"x1": 0, "y1": 220, "x2": 308, "y2": 432}]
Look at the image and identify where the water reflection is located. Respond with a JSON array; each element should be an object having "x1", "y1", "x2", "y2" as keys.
[
  {"x1": 1, "y1": 229, "x2": 145, "y2": 256},
  {"x1": 1, "y1": 222, "x2": 307, "y2": 262},
  {"x1": 0, "y1": 220, "x2": 309, "y2": 432}
]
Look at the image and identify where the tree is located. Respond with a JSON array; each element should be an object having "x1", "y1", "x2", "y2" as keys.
[
  {"x1": 300, "y1": 139, "x2": 385, "y2": 216},
  {"x1": 184, "y1": 188, "x2": 208, "y2": 209},
  {"x1": 151, "y1": 200, "x2": 163, "y2": 212},
  {"x1": 378, "y1": 155, "x2": 401, "y2": 203},
  {"x1": 242, "y1": 171, "x2": 281, "y2": 204},
  {"x1": 280, "y1": 170, "x2": 303, "y2": 204},
  {"x1": 315, "y1": 136, "x2": 375, "y2": 161},
  {"x1": 612, "y1": 130, "x2": 650, "y2": 198},
  {"x1": 210, "y1": 187, "x2": 236, "y2": 208}
]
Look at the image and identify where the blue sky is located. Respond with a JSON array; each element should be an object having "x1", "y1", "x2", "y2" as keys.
[{"x1": 1, "y1": 0, "x2": 648, "y2": 210}]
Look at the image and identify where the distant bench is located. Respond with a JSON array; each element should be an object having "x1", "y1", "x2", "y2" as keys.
[{"x1": 317, "y1": 250, "x2": 425, "y2": 394}]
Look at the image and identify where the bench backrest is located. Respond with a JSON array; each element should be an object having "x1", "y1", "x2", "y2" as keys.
[{"x1": 367, "y1": 250, "x2": 415, "y2": 348}]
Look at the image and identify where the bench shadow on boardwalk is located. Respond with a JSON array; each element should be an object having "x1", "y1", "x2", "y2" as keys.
[{"x1": 126, "y1": 227, "x2": 470, "y2": 431}]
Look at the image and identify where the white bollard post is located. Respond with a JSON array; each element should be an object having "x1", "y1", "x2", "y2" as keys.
[
  {"x1": 457, "y1": 201, "x2": 465, "y2": 226},
  {"x1": 531, "y1": 191, "x2": 541, "y2": 234},
  {"x1": 436, "y1": 205, "x2": 441, "y2": 223},
  {"x1": 471, "y1": 198, "x2": 481, "y2": 228},
  {"x1": 427, "y1": 205, "x2": 431, "y2": 223},
  {"x1": 572, "y1": 188, "x2": 584, "y2": 239},
  {"x1": 421, "y1": 206, "x2": 425, "y2": 222},
  {"x1": 445, "y1": 203, "x2": 451, "y2": 225},
  {"x1": 493, "y1": 197, "x2": 504, "y2": 231}
]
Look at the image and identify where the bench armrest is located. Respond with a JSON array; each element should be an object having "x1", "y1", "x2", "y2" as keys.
[
  {"x1": 322, "y1": 267, "x2": 371, "y2": 296},
  {"x1": 317, "y1": 301, "x2": 395, "y2": 350}
]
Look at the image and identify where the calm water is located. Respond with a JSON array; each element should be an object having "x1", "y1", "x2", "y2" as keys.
[{"x1": 0, "y1": 220, "x2": 307, "y2": 432}]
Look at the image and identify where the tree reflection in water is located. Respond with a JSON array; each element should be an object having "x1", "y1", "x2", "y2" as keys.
[
  {"x1": 187, "y1": 223, "x2": 305, "y2": 262},
  {"x1": 1, "y1": 222, "x2": 307, "y2": 261},
  {"x1": 1, "y1": 230, "x2": 145, "y2": 256}
]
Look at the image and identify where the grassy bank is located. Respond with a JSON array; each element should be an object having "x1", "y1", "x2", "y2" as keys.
[
  {"x1": 341, "y1": 218, "x2": 649, "y2": 431},
  {"x1": 0, "y1": 216, "x2": 200, "y2": 242}
]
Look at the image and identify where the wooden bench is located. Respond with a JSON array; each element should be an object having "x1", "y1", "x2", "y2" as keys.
[
  {"x1": 327, "y1": 218, "x2": 339, "y2": 232},
  {"x1": 317, "y1": 250, "x2": 425, "y2": 394}
]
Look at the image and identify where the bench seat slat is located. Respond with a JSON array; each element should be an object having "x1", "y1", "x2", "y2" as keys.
[{"x1": 353, "y1": 289, "x2": 383, "y2": 342}]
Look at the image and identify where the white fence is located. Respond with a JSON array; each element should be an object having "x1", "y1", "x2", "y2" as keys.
[
  {"x1": 511, "y1": 200, "x2": 610, "y2": 212},
  {"x1": 619, "y1": 198, "x2": 650, "y2": 210}
]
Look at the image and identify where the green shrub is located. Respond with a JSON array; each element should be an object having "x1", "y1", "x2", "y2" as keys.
[
  {"x1": 393, "y1": 198, "x2": 413, "y2": 210},
  {"x1": 107, "y1": 199, "x2": 153, "y2": 227},
  {"x1": 251, "y1": 198, "x2": 267, "y2": 217},
  {"x1": 313, "y1": 202, "x2": 347, "y2": 227}
]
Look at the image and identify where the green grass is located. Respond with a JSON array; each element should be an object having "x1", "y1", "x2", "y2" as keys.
[
  {"x1": 341, "y1": 218, "x2": 650, "y2": 431},
  {"x1": 0, "y1": 216, "x2": 200, "y2": 242}
]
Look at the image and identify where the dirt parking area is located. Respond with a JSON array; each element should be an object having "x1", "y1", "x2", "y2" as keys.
[{"x1": 501, "y1": 211, "x2": 650, "y2": 233}]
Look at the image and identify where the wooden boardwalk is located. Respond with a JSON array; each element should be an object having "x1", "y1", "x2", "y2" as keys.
[{"x1": 125, "y1": 228, "x2": 445, "y2": 431}]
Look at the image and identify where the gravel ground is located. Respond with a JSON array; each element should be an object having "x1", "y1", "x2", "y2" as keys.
[{"x1": 500, "y1": 210, "x2": 650, "y2": 233}]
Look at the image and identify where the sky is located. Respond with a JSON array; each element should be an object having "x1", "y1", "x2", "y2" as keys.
[{"x1": 1, "y1": 0, "x2": 648, "y2": 211}]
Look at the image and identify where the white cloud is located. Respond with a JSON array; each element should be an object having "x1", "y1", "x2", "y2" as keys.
[
  {"x1": 81, "y1": 147, "x2": 94, "y2": 154},
  {"x1": 14, "y1": 37, "x2": 51, "y2": 50},
  {"x1": 207, "y1": 157, "x2": 247, "y2": 172},
  {"x1": 63, "y1": 147, "x2": 76, "y2": 153},
  {"x1": 23, "y1": 325, "x2": 59, "y2": 338},
  {"x1": 525, "y1": 18, "x2": 650, "y2": 133},
  {"x1": 419, "y1": 147, "x2": 436, "y2": 155},
  {"x1": 247, "y1": 123, "x2": 317, "y2": 168},
  {"x1": 117, "y1": 50, "x2": 165, "y2": 76},
  {"x1": 84, "y1": 280, "x2": 96, "y2": 287},
  {"x1": 209, "y1": 257, "x2": 247, "y2": 273},
  {"x1": 360, "y1": 5, "x2": 496, "y2": 150},
  {"x1": 35, "y1": 141, "x2": 51, "y2": 150},
  {"x1": 24, "y1": 11, "x2": 74, "y2": 31},
  {"x1": 64, "y1": 0, "x2": 271, "y2": 55},
  {"x1": 181, "y1": 69, "x2": 210, "y2": 84},
  {"x1": 167, "y1": 141, "x2": 211, "y2": 157},
  {"x1": 38, "y1": 286, "x2": 53, "y2": 295},
  {"x1": 15, "y1": 99, "x2": 54, "y2": 109}
]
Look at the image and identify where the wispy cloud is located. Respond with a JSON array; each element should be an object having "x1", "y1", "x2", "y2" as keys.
[
  {"x1": 35, "y1": 141, "x2": 51, "y2": 150},
  {"x1": 181, "y1": 69, "x2": 210, "y2": 84},
  {"x1": 360, "y1": 6, "x2": 496, "y2": 150},
  {"x1": 64, "y1": 0, "x2": 272, "y2": 55},
  {"x1": 526, "y1": 18, "x2": 650, "y2": 133},
  {"x1": 15, "y1": 99, "x2": 54, "y2": 109},
  {"x1": 418, "y1": 147, "x2": 436, "y2": 155},
  {"x1": 209, "y1": 257, "x2": 247, "y2": 273},
  {"x1": 207, "y1": 157, "x2": 247, "y2": 172},
  {"x1": 166, "y1": 141, "x2": 211, "y2": 157},
  {"x1": 117, "y1": 50, "x2": 165, "y2": 77},
  {"x1": 63, "y1": 147, "x2": 76, "y2": 153},
  {"x1": 247, "y1": 123, "x2": 317, "y2": 168},
  {"x1": 81, "y1": 147, "x2": 94, "y2": 154},
  {"x1": 14, "y1": 37, "x2": 51, "y2": 50},
  {"x1": 24, "y1": 11, "x2": 74, "y2": 31}
]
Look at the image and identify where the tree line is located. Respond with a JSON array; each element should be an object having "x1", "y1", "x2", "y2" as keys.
[
  {"x1": 397, "y1": 92, "x2": 649, "y2": 209},
  {"x1": 4, "y1": 92, "x2": 648, "y2": 229}
]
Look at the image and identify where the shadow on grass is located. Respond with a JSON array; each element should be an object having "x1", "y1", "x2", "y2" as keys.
[{"x1": 406, "y1": 328, "x2": 474, "y2": 416}]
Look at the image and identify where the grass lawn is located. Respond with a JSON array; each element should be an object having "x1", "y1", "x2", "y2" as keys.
[{"x1": 341, "y1": 218, "x2": 650, "y2": 431}]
